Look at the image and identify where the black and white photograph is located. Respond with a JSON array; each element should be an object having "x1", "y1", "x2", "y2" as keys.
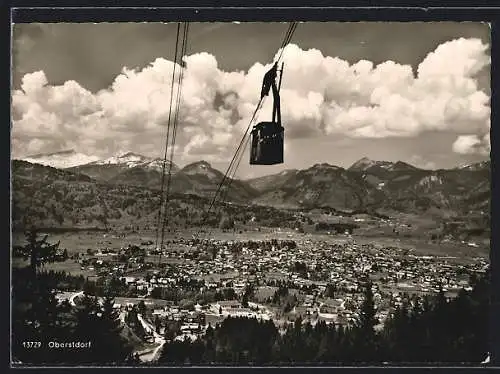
[{"x1": 11, "y1": 20, "x2": 492, "y2": 366}]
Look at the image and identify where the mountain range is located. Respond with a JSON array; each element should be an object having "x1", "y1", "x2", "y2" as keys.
[
  {"x1": 13, "y1": 150, "x2": 491, "y2": 215},
  {"x1": 22, "y1": 149, "x2": 100, "y2": 169}
]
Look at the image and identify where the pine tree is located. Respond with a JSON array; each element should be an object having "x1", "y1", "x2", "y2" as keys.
[
  {"x1": 19, "y1": 229, "x2": 60, "y2": 279},
  {"x1": 72, "y1": 293, "x2": 100, "y2": 363},
  {"x1": 12, "y1": 232, "x2": 65, "y2": 364},
  {"x1": 354, "y1": 280, "x2": 379, "y2": 363},
  {"x1": 12, "y1": 278, "x2": 65, "y2": 364},
  {"x1": 241, "y1": 284, "x2": 254, "y2": 308},
  {"x1": 202, "y1": 324, "x2": 216, "y2": 363},
  {"x1": 97, "y1": 295, "x2": 133, "y2": 364},
  {"x1": 432, "y1": 286, "x2": 450, "y2": 361}
]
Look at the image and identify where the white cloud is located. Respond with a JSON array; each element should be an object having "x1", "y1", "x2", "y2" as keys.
[
  {"x1": 11, "y1": 37, "x2": 491, "y2": 162},
  {"x1": 452, "y1": 132, "x2": 490, "y2": 156},
  {"x1": 417, "y1": 37, "x2": 489, "y2": 78}
]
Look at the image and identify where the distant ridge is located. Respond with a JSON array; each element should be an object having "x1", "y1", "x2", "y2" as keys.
[
  {"x1": 348, "y1": 157, "x2": 419, "y2": 172},
  {"x1": 20, "y1": 149, "x2": 100, "y2": 169}
]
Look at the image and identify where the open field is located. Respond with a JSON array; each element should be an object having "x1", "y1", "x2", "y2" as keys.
[
  {"x1": 354, "y1": 236, "x2": 489, "y2": 261},
  {"x1": 12, "y1": 222, "x2": 489, "y2": 278},
  {"x1": 12, "y1": 226, "x2": 300, "y2": 254},
  {"x1": 12, "y1": 257, "x2": 98, "y2": 278}
]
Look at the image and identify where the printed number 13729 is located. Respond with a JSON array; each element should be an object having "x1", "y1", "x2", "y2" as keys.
[{"x1": 22, "y1": 342, "x2": 42, "y2": 348}]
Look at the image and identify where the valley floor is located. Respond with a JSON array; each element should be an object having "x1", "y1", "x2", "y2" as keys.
[{"x1": 11, "y1": 216, "x2": 490, "y2": 364}]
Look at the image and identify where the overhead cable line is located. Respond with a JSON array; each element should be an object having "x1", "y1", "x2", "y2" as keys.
[
  {"x1": 159, "y1": 22, "x2": 190, "y2": 256},
  {"x1": 196, "y1": 22, "x2": 298, "y2": 241},
  {"x1": 155, "y1": 22, "x2": 182, "y2": 252}
]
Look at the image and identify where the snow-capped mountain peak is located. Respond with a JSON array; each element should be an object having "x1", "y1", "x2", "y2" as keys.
[
  {"x1": 88, "y1": 152, "x2": 179, "y2": 173},
  {"x1": 144, "y1": 158, "x2": 177, "y2": 173},
  {"x1": 19, "y1": 149, "x2": 181, "y2": 172},
  {"x1": 21, "y1": 150, "x2": 100, "y2": 169},
  {"x1": 93, "y1": 152, "x2": 151, "y2": 167}
]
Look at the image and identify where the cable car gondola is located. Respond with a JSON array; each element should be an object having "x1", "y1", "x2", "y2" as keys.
[
  {"x1": 250, "y1": 62, "x2": 285, "y2": 165},
  {"x1": 193, "y1": 22, "x2": 297, "y2": 239}
]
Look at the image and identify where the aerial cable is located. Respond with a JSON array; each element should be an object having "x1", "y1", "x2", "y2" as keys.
[
  {"x1": 196, "y1": 22, "x2": 297, "y2": 238},
  {"x1": 204, "y1": 102, "x2": 263, "y2": 239},
  {"x1": 160, "y1": 22, "x2": 190, "y2": 253},
  {"x1": 217, "y1": 103, "x2": 260, "y2": 209},
  {"x1": 196, "y1": 21, "x2": 298, "y2": 240},
  {"x1": 156, "y1": 24, "x2": 186, "y2": 254},
  {"x1": 214, "y1": 22, "x2": 297, "y2": 209},
  {"x1": 197, "y1": 98, "x2": 265, "y2": 239},
  {"x1": 206, "y1": 124, "x2": 253, "y2": 239},
  {"x1": 226, "y1": 22, "x2": 297, "y2": 192},
  {"x1": 155, "y1": 22, "x2": 181, "y2": 252},
  {"x1": 276, "y1": 22, "x2": 297, "y2": 63},
  {"x1": 279, "y1": 23, "x2": 294, "y2": 51},
  {"x1": 210, "y1": 22, "x2": 298, "y2": 225}
]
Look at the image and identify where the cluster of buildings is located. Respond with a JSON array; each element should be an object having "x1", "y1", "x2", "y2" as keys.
[
  {"x1": 70, "y1": 231, "x2": 488, "y2": 336},
  {"x1": 113, "y1": 298, "x2": 274, "y2": 344}
]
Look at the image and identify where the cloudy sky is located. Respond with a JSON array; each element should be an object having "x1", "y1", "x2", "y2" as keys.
[{"x1": 11, "y1": 22, "x2": 491, "y2": 178}]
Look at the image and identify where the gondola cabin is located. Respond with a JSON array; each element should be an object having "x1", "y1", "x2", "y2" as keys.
[
  {"x1": 250, "y1": 122, "x2": 284, "y2": 165},
  {"x1": 250, "y1": 62, "x2": 285, "y2": 165}
]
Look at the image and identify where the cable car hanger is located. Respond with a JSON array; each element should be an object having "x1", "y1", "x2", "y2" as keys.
[
  {"x1": 195, "y1": 21, "x2": 298, "y2": 241},
  {"x1": 250, "y1": 61, "x2": 285, "y2": 165}
]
